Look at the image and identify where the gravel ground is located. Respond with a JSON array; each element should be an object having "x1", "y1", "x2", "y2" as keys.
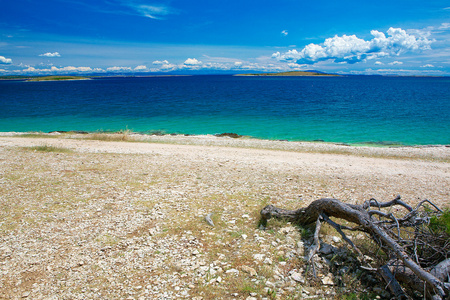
[{"x1": 0, "y1": 133, "x2": 448, "y2": 299}]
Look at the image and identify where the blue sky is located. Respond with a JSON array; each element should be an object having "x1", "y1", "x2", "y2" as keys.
[{"x1": 1, "y1": 0, "x2": 449, "y2": 75}]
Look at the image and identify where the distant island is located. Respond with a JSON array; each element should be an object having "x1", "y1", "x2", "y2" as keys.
[
  {"x1": 235, "y1": 71, "x2": 339, "y2": 77},
  {"x1": 0, "y1": 75, "x2": 91, "y2": 81},
  {"x1": 27, "y1": 76, "x2": 90, "y2": 82}
]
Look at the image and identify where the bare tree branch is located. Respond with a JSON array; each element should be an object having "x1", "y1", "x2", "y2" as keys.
[{"x1": 260, "y1": 196, "x2": 449, "y2": 299}]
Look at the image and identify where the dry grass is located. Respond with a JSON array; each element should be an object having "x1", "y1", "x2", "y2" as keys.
[
  {"x1": 22, "y1": 145, "x2": 74, "y2": 153},
  {"x1": 86, "y1": 130, "x2": 137, "y2": 142}
]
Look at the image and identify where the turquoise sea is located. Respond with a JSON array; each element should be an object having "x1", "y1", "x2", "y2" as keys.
[{"x1": 1, "y1": 75, "x2": 449, "y2": 145}]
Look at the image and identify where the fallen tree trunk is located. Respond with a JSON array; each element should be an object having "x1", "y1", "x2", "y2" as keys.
[{"x1": 260, "y1": 196, "x2": 449, "y2": 299}]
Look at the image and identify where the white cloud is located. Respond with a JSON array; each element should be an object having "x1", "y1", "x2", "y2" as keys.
[
  {"x1": 421, "y1": 64, "x2": 435, "y2": 68},
  {"x1": 152, "y1": 60, "x2": 170, "y2": 65},
  {"x1": 69, "y1": 1, "x2": 177, "y2": 20},
  {"x1": 150, "y1": 60, "x2": 176, "y2": 71},
  {"x1": 273, "y1": 27, "x2": 433, "y2": 65},
  {"x1": 0, "y1": 55, "x2": 12, "y2": 64},
  {"x1": 439, "y1": 23, "x2": 450, "y2": 30},
  {"x1": 23, "y1": 67, "x2": 37, "y2": 72},
  {"x1": 134, "y1": 65, "x2": 148, "y2": 71},
  {"x1": 375, "y1": 61, "x2": 384, "y2": 65},
  {"x1": 39, "y1": 52, "x2": 61, "y2": 57},
  {"x1": 127, "y1": 4, "x2": 175, "y2": 19},
  {"x1": 388, "y1": 61, "x2": 403, "y2": 65},
  {"x1": 106, "y1": 66, "x2": 132, "y2": 72},
  {"x1": 144, "y1": 57, "x2": 305, "y2": 73},
  {"x1": 19, "y1": 66, "x2": 93, "y2": 74},
  {"x1": 184, "y1": 58, "x2": 202, "y2": 65},
  {"x1": 60, "y1": 66, "x2": 92, "y2": 72},
  {"x1": 281, "y1": 30, "x2": 288, "y2": 36}
]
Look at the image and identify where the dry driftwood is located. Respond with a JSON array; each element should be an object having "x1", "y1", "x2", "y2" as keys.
[{"x1": 260, "y1": 196, "x2": 450, "y2": 299}]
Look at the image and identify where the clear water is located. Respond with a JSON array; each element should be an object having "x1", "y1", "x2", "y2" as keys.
[{"x1": 1, "y1": 75, "x2": 449, "y2": 145}]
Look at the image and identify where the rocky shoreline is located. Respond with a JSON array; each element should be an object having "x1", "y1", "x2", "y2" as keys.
[{"x1": 0, "y1": 134, "x2": 448, "y2": 299}]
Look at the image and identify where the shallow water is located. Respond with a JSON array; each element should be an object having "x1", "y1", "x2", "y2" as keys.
[{"x1": 1, "y1": 75, "x2": 449, "y2": 145}]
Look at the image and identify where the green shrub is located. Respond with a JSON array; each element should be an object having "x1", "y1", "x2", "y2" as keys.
[{"x1": 429, "y1": 210, "x2": 450, "y2": 236}]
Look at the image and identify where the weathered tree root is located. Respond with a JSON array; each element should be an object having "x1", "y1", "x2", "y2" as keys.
[{"x1": 260, "y1": 196, "x2": 449, "y2": 299}]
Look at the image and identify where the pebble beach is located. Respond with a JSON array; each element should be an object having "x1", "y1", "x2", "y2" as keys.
[{"x1": 0, "y1": 133, "x2": 448, "y2": 299}]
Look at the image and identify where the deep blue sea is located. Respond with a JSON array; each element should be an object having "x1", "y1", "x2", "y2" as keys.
[{"x1": 1, "y1": 75, "x2": 449, "y2": 145}]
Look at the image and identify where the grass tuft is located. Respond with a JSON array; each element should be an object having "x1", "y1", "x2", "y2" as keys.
[{"x1": 24, "y1": 145, "x2": 74, "y2": 153}]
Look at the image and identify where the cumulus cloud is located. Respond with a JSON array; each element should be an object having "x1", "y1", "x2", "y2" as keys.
[
  {"x1": 281, "y1": 30, "x2": 288, "y2": 36},
  {"x1": 20, "y1": 66, "x2": 93, "y2": 73},
  {"x1": 388, "y1": 61, "x2": 403, "y2": 65},
  {"x1": 134, "y1": 65, "x2": 148, "y2": 71},
  {"x1": 184, "y1": 58, "x2": 202, "y2": 65},
  {"x1": 152, "y1": 60, "x2": 170, "y2": 65},
  {"x1": 106, "y1": 66, "x2": 132, "y2": 72},
  {"x1": 375, "y1": 61, "x2": 384, "y2": 65},
  {"x1": 0, "y1": 55, "x2": 12, "y2": 64},
  {"x1": 421, "y1": 64, "x2": 435, "y2": 68},
  {"x1": 60, "y1": 66, "x2": 92, "y2": 72},
  {"x1": 39, "y1": 52, "x2": 61, "y2": 57},
  {"x1": 272, "y1": 27, "x2": 433, "y2": 65}
]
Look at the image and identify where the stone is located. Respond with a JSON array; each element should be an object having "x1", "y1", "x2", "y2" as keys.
[
  {"x1": 279, "y1": 227, "x2": 295, "y2": 234},
  {"x1": 253, "y1": 254, "x2": 265, "y2": 261},
  {"x1": 331, "y1": 236, "x2": 341, "y2": 243},
  {"x1": 21, "y1": 292, "x2": 30, "y2": 298},
  {"x1": 263, "y1": 257, "x2": 272, "y2": 265},
  {"x1": 319, "y1": 243, "x2": 335, "y2": 255},
  {"x1": 240, "y1": 266, "x2": 257, "y2": 276},
  {"x1": 290, "y1": 272, "x2": 305, "y2": 283},
  {"x1": 225, "y1": 268, "x2": 239, "y2": 275},
  {"x1": 321, "y1": 274, "x2": 334, "y2": 285},
  {"x1": 265, "y1": 280, "x2": 275, "y2": 287}
]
